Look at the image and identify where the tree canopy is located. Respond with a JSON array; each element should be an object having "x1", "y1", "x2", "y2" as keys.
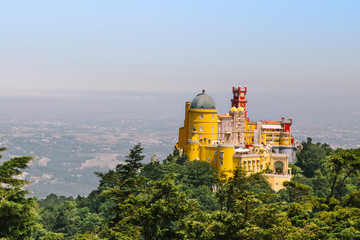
[
  {"x1": 4, "y1": 140, "x2": 360, "y2": 239},
  {"x1": 0, "y1": 148, "x2": 41, "y2": 239}
]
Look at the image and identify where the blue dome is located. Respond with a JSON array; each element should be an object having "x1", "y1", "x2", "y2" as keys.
[{"x1": 190, "y1": 90, "x2": 216, "y2": 109}]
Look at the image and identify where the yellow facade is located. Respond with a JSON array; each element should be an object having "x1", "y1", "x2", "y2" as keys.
[
  {"x1": 178, "y1": 89, "x2": 296, "y2": 191},
  {"x1": 265, "y1": 174, "x2": 292, "y2": 192},
  {"x1": 188, "y1": 108, "x2": 218, "y2": 141}
]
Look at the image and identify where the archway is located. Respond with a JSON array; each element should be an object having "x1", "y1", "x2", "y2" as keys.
[{"x1": 274, "y1": 161, "x2": 284, "y2": 174}]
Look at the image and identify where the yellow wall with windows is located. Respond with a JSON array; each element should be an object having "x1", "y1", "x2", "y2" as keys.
[
  {"x1": 187, "y1": 143, "x2": 200, "y2": 161},
  {"x1": 265, "y1": 175, "x2": 291, "y2": 192},
  {"x1": 187, "y1": 131, "x2": 200, "y2": 161},
  {"x1": 188, "y1": 109, "x2": 218, "y2": 141},
  {"x1": 178, "y1": 91, "x2": 293, "y2": 191},
  {"x1": 184, "y1": 133, "x2": 291, "y2": 191},
  {"x1": 203, "y1": 146, "x2": 217, "y2": 167},
  {"x1": 178, "y1": 101, "x2": 218, "y2": 150},
  {"x1": 217, "y1": 145, "x2": 235, "y2": 173},
  {"x1": 260, "y1": 130, "x2": 291, "y2": 147}
]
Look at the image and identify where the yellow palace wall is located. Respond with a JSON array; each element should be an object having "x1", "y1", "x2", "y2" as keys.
[
  {"x1": 185, "y1": 133, "x2": 291, "y2": 191},
  {"x1": 178, "y1": 92, "x2": 293, "y2": 191}
]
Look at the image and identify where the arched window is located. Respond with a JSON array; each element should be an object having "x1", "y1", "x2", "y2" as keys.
[{"x1": 274, "y1": 161, "x2": 284, "y2": 174}]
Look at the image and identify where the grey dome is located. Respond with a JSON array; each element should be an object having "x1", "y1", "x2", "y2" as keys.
[{"x1": 190, "y1": 90, "x2": 216, "y2": 109}]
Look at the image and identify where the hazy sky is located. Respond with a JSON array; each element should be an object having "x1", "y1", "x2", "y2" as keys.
[{"x1": 1, "y1": 1, "x2": 359, "y2": 95}]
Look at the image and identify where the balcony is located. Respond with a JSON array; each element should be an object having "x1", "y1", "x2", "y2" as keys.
[{"x1": 263, "y1": 173, "x2": 291, "y2": 178}]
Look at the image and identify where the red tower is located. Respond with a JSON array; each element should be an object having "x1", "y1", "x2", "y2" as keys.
[{"x1": 231, "y1": 85, "x2": 248, "y2": 118}]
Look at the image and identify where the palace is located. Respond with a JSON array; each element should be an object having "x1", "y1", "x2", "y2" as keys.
[{"x1": 177, "y1": 86, "x2": 298, "y2": 191}]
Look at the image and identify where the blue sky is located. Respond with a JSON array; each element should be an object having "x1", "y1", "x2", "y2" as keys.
[{"x1": 1, "y1": 1, "x2": 359, "y2": 95}]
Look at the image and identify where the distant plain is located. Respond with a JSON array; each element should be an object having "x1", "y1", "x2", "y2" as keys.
[{"x1": 0, "y1": 91, "x2": 358, "y2": 198}]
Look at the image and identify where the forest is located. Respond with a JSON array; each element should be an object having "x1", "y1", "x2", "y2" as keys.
[{"x1": 2, "y1": 138, "x2": 360, "y2": 239}]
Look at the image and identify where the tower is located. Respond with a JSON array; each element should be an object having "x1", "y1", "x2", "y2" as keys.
[
  {"x1": 178, "y1": 89, "x2": 218, "y2": 150},
  {"x1": 231, "y1": 85, "x2": 248, "y2": 118}
]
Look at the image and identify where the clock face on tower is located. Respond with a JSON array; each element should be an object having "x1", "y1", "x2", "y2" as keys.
[{"x1": 240, "y1": 93, "x2": 244, "y2": 97}]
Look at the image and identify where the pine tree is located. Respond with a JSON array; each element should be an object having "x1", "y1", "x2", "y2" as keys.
[
  {"x1": 96, "y1": 143, "x2": 145, "y2": 188},
  {"x1": 118, "y1": 143, "x2": 145, "y2": 180},
  {"x1": 0, "y1": 147, "x2": 41, "y2": 239}
]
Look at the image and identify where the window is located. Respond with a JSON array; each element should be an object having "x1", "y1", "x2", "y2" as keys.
[
  {"x1": 215, "y1": 149, "x2": 217, "y2": 154},
  {"x1": 200, "y1": 114, "x2": 204, "y2": 119},
  {"x1": 207, "y1": 158, "x2": 210, "y2": 162},
  {"x1": 212, "y1": 126, "x2": 214, "y2": 132},
  {"x1": 220, "y1": 151, "x2": 224, "y2": 159},
  {"x1": 214, "y1": 158, "x2": 217, "y2": 163},
  {"x1": 200, "y1": 134, "x2": 203, "y2": 138},
  {"x1": 220, "y1": 161, "x2": 223, "y2": 166},
  {"x1": 190, "y1": 126, "x2": 192, "y2": 131},
  {"x1": 212, "y1": 114, "x2": 214, "y2": 120},
  {"x1": 200, "y1": 126, "x2": 203, "y2": 131},
  {"x1": 190, "y1": 114, "x2": 193, "y2": 119}
]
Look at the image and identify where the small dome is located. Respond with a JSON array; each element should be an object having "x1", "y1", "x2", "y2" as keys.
[
  {"x1": 237, "y1": 107, "x2": 245, "y2": 111},
  {"x1": 190, "y1": 89, "x2": 216, "y2": 109},
  {"x1": 230, "y1": 107, "x2": 238, "y2": 112}
]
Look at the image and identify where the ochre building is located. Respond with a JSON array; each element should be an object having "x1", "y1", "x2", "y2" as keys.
[{"x1": 177, "y1": 87, "x2": 298, "y2": 191}]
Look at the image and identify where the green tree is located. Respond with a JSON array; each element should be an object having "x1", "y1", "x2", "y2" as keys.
[
  {"x1": 296, "y1": 137, "x2": 334, "y2": 178},
  {"x1": 283, "y1": 180, "x2": 312, "y2": 203},
  {"x1": 103, "y1": 173, "x2": 200, "y2": 240},
  {"x1": 85, "y1": 143, "x2": 147, "y2": 223},
  {"x1": 0, "y1": 147, "x2": 41, "y2": 239},
  {"x1": 120, "y1": 143, "x2": 145, "y2": 179},
  {"x1": 327, "y1": 149, "x2": 360, "y2": 201},
  {"x1": 216, "y1": 168, "x2": 249, "y2": 213},
  {"x1": 39, "y1": 199, "x2": 103, "y2": 239},
  {"x1": 343, "y1": 190, "x2": 360, "y2": 208},
  {"x1": 96, "y1": 143, "x2": 145, "y2": 188},
  {"x1": 182, "y1": 160, "x2": 217, "y2": 189}
]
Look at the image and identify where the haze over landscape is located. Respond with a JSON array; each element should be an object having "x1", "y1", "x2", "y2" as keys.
[
  {"x1": 4, "y1": 2, "x2": 360, "y2": 239},
  {"x1": 1, "y1": 1, "x2": 359, "y2": 197}
]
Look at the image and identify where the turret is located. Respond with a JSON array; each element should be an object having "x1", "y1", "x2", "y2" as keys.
[
  {"x1": 187, "y1": 127, "x2": 200, "y2": 161},
  {"x1": 231, "y1": 85, "x2": 248, "y2": 118}
]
